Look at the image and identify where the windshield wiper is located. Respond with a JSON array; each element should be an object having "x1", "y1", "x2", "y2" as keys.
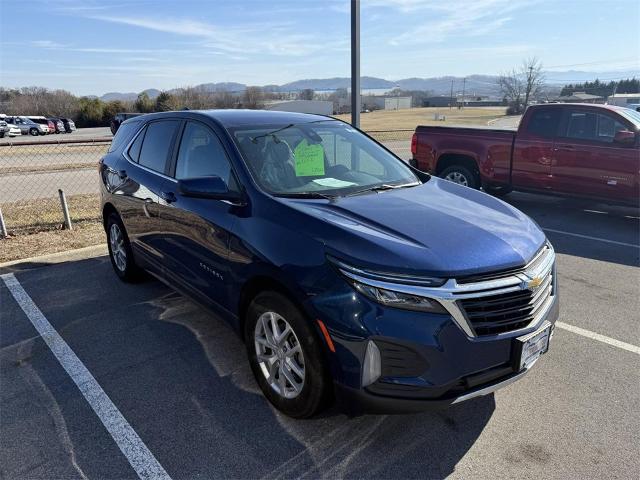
[
  {"x1": 275, "y1": 191, "x2": 337, "y2": 200},
  {"x1": 342, "y1": 182, "x2": 419, "y2": 198}
]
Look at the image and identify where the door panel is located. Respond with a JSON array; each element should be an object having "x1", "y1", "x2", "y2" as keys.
[
  {"x1": 118, "y1": 120, "x2": 180, "y2": 266},
  {"x1": 551, "y1": 109, "x2": 638, "y2": 201},
  {"x1": 155, "y1": 121, "x2": 239, "y2": 311},
  {"x1": 511, "y1": 107, "x2": 562, "y2": 189}
]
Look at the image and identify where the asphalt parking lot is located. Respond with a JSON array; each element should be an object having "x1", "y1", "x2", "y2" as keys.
[{"x1": 1, "y1": 192, "x2": 639, "y2": 479}]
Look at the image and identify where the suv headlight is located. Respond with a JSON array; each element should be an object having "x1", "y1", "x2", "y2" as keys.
[
  {"x1": 351, "y1": 279, "x2": 446, "y2": 313},
  {"x1": 328, "y1": 256, "x2": 447, "y2": 314}
]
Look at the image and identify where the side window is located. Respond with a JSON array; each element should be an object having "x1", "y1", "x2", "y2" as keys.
[
  {"x1": 109, "y1": 121, "x2": 141, "y2": 153},
  {"x1": 138, "y1": 120, "x2": 179, "y2": 173},
  {"x1": 127, "y1": 126, "x2": 145, "y2": 161},
  {"x1": 596, "y1": 114, "x2": 627, "y2": 143},
  {"x1": 564, "y1": 111, "x2": 627, "y2": 143},
  {"x1": 525, "y1": 108, "x2": 562, "y2": 138},
  {"x1": 175, "y1": 122, "x2": 232, "y2": 184},
  {"x1": 565, "y1": 111, "x2": 596, "y2": 141}
]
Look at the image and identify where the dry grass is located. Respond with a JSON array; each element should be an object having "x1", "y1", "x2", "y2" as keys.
[
  {"x1": 0, "y1": 163, "x2": 96, "y2": 175},
  {"x1": 334, "y1": 106, "x2": 508, "y2": 131},
  {"x1": 0, "y1": 221, "x2": 104, "y2": 263},
  {"x1": 2, "y1": 193, "x2": 101, "y2": 233}
]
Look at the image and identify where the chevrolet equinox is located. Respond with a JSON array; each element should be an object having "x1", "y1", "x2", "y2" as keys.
[{"x1": 100, "y1": 110, "x2": 559, "y2": 418}]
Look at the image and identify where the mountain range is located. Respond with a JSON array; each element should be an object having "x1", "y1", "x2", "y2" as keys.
[{"x1": 98, "y1": 70, "x2": 639, "y2": 101}]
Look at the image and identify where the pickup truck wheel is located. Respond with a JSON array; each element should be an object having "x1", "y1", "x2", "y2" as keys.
[
  {"x1": 440, "y1": 165, "x2": 479, "y2": 189},
  {"x1": 245, "y1": 291, "x2": 332, "y2": 418}
]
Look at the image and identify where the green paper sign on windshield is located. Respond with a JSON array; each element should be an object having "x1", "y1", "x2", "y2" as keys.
[{"x1": 293, "y1": 139, "x2": 325, "y2": 177}]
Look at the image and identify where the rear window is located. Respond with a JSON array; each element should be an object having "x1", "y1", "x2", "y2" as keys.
[
  {"x1": 108, "y1": 121, "x2": 141, "y2": 153},
  {"x1": 137, "y1": 120, "x2": 179, "y2": 173}
]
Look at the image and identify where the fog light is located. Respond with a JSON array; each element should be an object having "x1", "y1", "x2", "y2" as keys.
[{"x1": 362, "y1": 340, "x2": 381, "y2": 387}]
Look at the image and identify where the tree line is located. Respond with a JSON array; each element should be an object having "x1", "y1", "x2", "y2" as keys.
[
  {"x1": 0, "y1": 86, "x2": 285, "y2": 128},
  {"x1": 559, "y1": 78, "x2": 639, "y2": 98}
]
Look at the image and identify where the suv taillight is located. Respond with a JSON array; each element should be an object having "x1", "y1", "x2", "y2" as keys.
[{"x1": 410, "y1": 133, "x2": 417, "y2": 156}]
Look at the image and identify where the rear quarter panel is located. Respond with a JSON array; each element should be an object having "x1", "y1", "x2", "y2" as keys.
[{"x1": 414, "y1": 126, "x2": 515, "y2": 184}]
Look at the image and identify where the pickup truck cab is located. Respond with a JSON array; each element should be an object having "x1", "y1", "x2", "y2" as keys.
[{"x1": 411, "y1": 104, "x2": 640, "y2": 205}]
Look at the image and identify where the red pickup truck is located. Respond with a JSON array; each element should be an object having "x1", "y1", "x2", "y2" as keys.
[{"x1": 410, "y1": 104, "x2": 640, "y2": 205}]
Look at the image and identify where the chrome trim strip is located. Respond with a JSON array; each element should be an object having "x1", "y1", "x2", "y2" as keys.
[
  {"x1": 451, "y1": 369, "x2": 528, "y2": 404},
  {"x1": 339, "y1": 245, "x2": 556, "y2": 338}
]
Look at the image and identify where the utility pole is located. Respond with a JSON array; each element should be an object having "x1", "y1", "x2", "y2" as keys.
[
  {"x1": 449, "y1": 79, "x2": 454, "y2": 110},
  {"x1": 351, "y1": 0, "x2": 360, "y2": 128},
  {"x1": 461, "y1": 77, "x2": 466, "y2": 109}
]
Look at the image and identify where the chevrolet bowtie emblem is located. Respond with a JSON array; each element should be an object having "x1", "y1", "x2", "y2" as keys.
[{"x1": 527, "y1": 276, "x2": 543, "y2": 290}]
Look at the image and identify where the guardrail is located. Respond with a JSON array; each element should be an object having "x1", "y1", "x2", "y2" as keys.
[{"x1": 0, "y1": 130, "x2": 414, "y2": 235}]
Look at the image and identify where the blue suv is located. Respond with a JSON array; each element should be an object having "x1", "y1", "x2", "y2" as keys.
[{"x1": 100, "y1": 110, "x2": 558, "y2": 417}]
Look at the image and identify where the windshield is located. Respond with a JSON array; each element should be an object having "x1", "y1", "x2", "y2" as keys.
[
  {"x1": 617, "y1": 108, "x2": 640, "y2": 128},
  {"x1": 230, "y1": 120, "x2": 421, "y2": 197}
]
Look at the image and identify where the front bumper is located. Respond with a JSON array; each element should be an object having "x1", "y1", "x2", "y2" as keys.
[
  {"x1": 336, "y1": 367, "x2": 529, "y2": 415},
  {"x1": 322, "y1": 294, "x2": 558, "y2": 415}
]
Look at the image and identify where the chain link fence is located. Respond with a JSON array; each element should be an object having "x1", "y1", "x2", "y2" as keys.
[
  {"x1": 0, "y1": 130, "x2": 414, "y2": 236},
  {"x1": 0, "y1": 139, "x2": 109, "y2": 235}
]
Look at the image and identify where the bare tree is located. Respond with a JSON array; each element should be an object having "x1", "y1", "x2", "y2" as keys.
[
  {"x1": 499, "y1": 57, "x2": 545, "y2": 114},
  {"x1": 242, "y1": 86, "x2": 264, "y2": 109}
]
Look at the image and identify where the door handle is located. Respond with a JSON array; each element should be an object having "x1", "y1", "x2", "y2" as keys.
[{"x1": 160, "y1": 191, "x2": 177, "y2": 203}]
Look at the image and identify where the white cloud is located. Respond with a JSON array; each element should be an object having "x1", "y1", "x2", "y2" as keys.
[{"x1": 86, "y1": 14, "x2": 345, "y2": 58}]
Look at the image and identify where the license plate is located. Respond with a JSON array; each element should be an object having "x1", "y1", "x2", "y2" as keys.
[{"x1": 515, "y1": 322, "x2": 551, "y2": 370}]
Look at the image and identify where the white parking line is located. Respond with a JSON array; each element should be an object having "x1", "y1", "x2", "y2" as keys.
[
  {"x1": 0, "y1": 273, "x2": 172, "y2": 480},
  {"x1": 543, "y1": 228, "x2": 640, "y2": 249},
  {"x1": 556, "y1": 322, "x2": 640, "y2": 355}
]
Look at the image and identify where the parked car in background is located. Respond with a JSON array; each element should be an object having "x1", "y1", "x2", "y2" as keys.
[
  {"x1": 0, "y1": 116, "x2": 22, "y2": 137},
  {"x1": 47, "y1": 117, "x2": 66, "y2": 133},
  {"x1": 100, "y1": 110, "x2": 558, "y2": 417},
  {"x1": 27, "y1": 116, "x2": 53, "y2": 134},
  {"x1": 60, "y1": 117, "x2": 76, "y2": 133},
  {"x1": 4, "y1": 116, "x2": 47, "y2": 136},
  {"x1": 411, "y1": 103, "x2": 639, "y2": 206},
  {"x1": 110, "y1": 112, "x2": 141, "y2": 134}
]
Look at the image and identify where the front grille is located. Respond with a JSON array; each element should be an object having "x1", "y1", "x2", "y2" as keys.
[{"x1": 459, "y1": 257, "x2": 554, "y2": 336}]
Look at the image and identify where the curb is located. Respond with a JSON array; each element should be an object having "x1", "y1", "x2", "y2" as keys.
[{"x1": 0, "y1": 244, "x2": 107, "y2": 270}]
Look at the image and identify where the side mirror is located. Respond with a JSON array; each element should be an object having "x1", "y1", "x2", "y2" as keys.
[
  {"x1": 177, "y1": 176, "x2": 245, "y2": 204},
  {"x1": 614, "y1": 130, "x2": 636, "y2": 144}
]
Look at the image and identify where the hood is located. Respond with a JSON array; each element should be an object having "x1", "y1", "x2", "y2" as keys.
[{"x1": 282, "y1": 178, "x2": 546, "y2": 278}]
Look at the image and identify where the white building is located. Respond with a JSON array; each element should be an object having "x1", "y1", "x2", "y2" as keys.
[
  {"x1": 265, "y1": 100, "x2": 333, "y2": 116},
  {"x1": 607, "y1": 93, "x2": 640, "y2": 107},
  {"x1": 365, "y1": 96, "x2": 412, "y2": 110}
]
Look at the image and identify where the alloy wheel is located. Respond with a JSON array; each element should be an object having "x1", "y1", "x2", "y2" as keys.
[
  {"x1": 444, "y1": 171, "x2": 469, "y2": 186},
  {"x1": 109, "y1": 223, "x2": 127, "y2": 272},
  {"x1": 254, "y1": 311, "x2": 305, "y2": 399}
]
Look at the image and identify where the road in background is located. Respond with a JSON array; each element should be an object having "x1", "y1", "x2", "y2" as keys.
[
  {"x1": 0, "y1": 127, "x2": 112, "y2": 144},
  {"x1": 1, "y1": 192, "x2": 638, "y2": 479}
]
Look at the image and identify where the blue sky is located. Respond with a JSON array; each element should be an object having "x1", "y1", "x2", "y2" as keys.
[{"x1": 1, "y1": 0, "x2": 638, "y2": 96}]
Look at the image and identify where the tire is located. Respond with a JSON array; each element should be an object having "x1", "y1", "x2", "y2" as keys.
[
  {"x1": 106, "y1": 213, "x2": 142, "y2": 282},
  {"x1": 0, "y1": 132, "x2": 4, "y2": 138},
  {"x1": 29, "y1": 128, "x2": 39, "y2": 136},
  {"x1": 483, "y1": 184, "x2": 513, "y2": 197},
  {"x1": 245, "y1": 291, "x2": 332, "y2": 418},
  {"x1": 439, "y1": 165, "x2": 480, "y2": 189}
]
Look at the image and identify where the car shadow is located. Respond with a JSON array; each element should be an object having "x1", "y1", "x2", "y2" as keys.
[
  {"x1": 147, "y1": 289, "x2": 495, "y2": 479},
  {"x1": 503, "y1": 192, "x2": 639, "y2": 267}
]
